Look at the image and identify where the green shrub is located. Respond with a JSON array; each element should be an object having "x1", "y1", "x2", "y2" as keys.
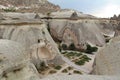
[
  {"x1": 54, "y1": 65, "x2": 62, "y2": 70},
  {"x1": 76, "y1": 53, "x2": 82, "y2": 56},
  {"x1": 65, "y1": 52, "x2": 77, "y2": 58},
  {"x1": 61, "y1": 52, "x2": 67, "y2": 54},
  {"x1": 62, "y1": 69, "x2": 68, "y2": 73},
  {"x1": 62, "y1": 44, "x2": 67, "y2": 50},
  {"x1": 84, "y1": 44, "x2": 98, "y2": 54},
  {"x1": 73, "y1": 70, "x2": 82, "y2": 74},
  {"x1": 81, "y1": 55, "x2": 91, "y2": 62},
  {"x1": 68, "y1": 43, "x2": 76, "y2": 50},
  {"x1": 49, "y1": 70, "x2": 57, "y2": 74},
  {"x1": 47, "y1": 12, "x2": 51, "y2": 16},
  {"x1": 67, "y1": 67, "x2": 73, "y2": 70},
  {"x1": 2, "y1": 7, "x2": 16, "y2": 12}
]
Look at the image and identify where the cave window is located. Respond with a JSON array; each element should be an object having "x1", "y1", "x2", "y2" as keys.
[{"x1": 38, "y1": 39, "x2": 40, "y2": 43}]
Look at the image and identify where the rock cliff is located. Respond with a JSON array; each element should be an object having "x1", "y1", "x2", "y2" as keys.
[{"x1": 0, "y1": 0, "x2": 60, "y2": 14}]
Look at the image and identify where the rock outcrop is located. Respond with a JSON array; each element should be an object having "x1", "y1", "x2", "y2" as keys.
[
  {"x1": 0, "y1": 40, "x2": 40, "y2": 80},
  {"x1": 49, "y1": 19, "x2": 115, "y2": 50},
  {"x1": 0, "y1": 0, "x2": 60, "y2": 14},
  {"x1": 1, "y1": 19, "x2": 63, "y2": 67},
  {"x1": 41, "y1": 74, "x2": 120, "y2": 80},
  {"x1": 0, "y1": 3, "x2": 119, "y2": 80},
  {"x1": 94, "y1": 36, "x2": 120, "y2": 75}
]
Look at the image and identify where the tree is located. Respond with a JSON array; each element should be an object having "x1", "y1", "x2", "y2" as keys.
[
  {"x1": 84, "y1": 44, "x2": 98, "y2": 54},
  {"x1": 68, "y1": 43, "x2": 76, "y2": 50},
  {"x1": 62, "y1": 44, "x2": 67, "y2": 50}
]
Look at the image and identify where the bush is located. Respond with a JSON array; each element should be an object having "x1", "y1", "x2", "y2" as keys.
[
  {"x1": 62, "y1": 44, "x2": 67, "y2": 50},
  {"x1": 75, "y1": 53, "x2": 82, "y2": 56},
  {"x1": 68, "y1": 43, "x2": 76, "y2": 50},
  {"x1": 81, "y1": 55, "x2": 91, "y2": 62},
  {"x1": 47, "y1": 24, "x2": 50, "y2": 32},
  {"x1": 62, "y1": 69, "x2": 68, "y2": 73},
  {"x1": 54, "y1": 65, "x2": 62, "y2": 70},
  {"x1": 67, "y1": 67, "x2": 73, "y2": 70},
  {"x1": 2, "y1": 7, "x2": 16, "y2": 12},
  {"x1": 73, "y1": 70, "x2": 82, "y2": 74},
  {"x1": 75, "y1": 60, "x2": 85, "y2": 65},
  {"x1": 61, "y1": 51, "x2": 67, "y2": 54},
  {"x1": 84, "y1": 44, "x2": 98, "y2": 54}
]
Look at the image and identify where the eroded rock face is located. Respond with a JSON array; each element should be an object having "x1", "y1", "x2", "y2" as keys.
[
  {"x1": 94, "y1": 36, "x2": 120, "y2": 75},
  {"x1": 0, "y1": 40, "x2": 40, "y2": 80},
  {"x1": 1, "y1": 20, "x2": 63, "y2": 67},
  {"x1": 49, "y1": 19, "x2": 115, "y2": 50},
  {"x1": 0, "y1": 0, "x2": 60, "y2": 14}
]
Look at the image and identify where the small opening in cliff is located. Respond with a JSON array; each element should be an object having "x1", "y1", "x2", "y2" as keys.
[{"x1": 38, "y1": 39, "x2": 40, "y2": 43}]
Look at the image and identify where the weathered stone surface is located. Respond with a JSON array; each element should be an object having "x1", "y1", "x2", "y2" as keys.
[
  {"x1": 49, "y1": 9, "x2": 96, "y2": 19},
  {"x1": 40, "y1": 74, "x2": 120, "y2": 80},
  {"x1": 49, "y1": 20, "x2": 112, "y2": 50},
  {"x1": 0, "y1": 0, "x2": 60, "y2": 14},
  {"x1": 1, "y1": 13, "x2": 37, "y2": 20},
  {"x1": 94, "y1": 36, "x2": 120, "y2": 75},
  {"x1": 0, "y1": 13, "x2": 48, "y2": 20},
  {"x1": 0, "y1": 40, "x2": 40, "y2": 80},
  {"x1": 2, "y1": 21, "x2": 63, "y2": 67}
]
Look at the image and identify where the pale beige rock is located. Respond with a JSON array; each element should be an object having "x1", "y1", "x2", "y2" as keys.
[
  {"x1": 94, "y1": 37, "x2": 120, "y2": 75},
  {"x1": 0, "y1": 40, "x2": 40, "y2": 80},
  {"x1": 40, "y1": 74, "x2": 120, "y2": 80},
  {"x1": 2, "y1": 21, "x2": 63, "y2": 67}
]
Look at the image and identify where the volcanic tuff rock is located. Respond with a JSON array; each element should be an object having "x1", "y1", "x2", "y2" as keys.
[
  {"x1": 0, "y1": 40, "x2": 40, "y2": 80},
  {"x1": 40, "y1": 74, "x2": 120, "y2": 80},
  {"x1": 1, "y1": 20, "x2": 63, "y2": 68},
  {"x1": 49, "y1": 9, "x2": 96, "y2": 19},
  {"x1": 0, "y1": 0, "x2": 60, "y2": 14},
  {"x1": 94, "y1": 36, "x2": 120, "y2": 75},
  {"x1": 48, "y1": 9, "x2": 115, "y2": 50}
]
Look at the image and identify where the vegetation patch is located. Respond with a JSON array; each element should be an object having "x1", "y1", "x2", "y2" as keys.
[
  {"x1": 62, "y1": 69, "x2": 68, "y2": 73},
  {"x1": 67, "y1": 67, "x2": 73, "y2": 70},
  {"x1": 75, "y1": 60, "x2": 85, "y2": 65},
  {"x1": 73, "y1": 70, "x2": 82, "y2": 74},
  {"x1": 84, "y1": 44, "x2": 98, "y2": 54},
  {"x1": 54, "y1": 65, "x2": 62, "y2": 70},
  {"x1": 49, "y1": 70, "x2": 57, "y2": 74},
  {"x1": 2, "y1": 7, "x2": 16, "y2": 12}
]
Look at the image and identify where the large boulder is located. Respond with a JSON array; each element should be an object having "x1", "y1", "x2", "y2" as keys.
[
  {"x1": 94, "y1": 36, "x2": 120, "y2": 75},
  {"x1": 2, "y1": 20, "x2": 63, "y2": 66},
  {"x1": 0, "y1": 40, "x2": 40, "y2": 80},
  {"x1": 49, "y1": 9, "x2": 96, "y2": 19}
]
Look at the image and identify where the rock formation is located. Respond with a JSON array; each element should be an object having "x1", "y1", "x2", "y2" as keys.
[
  {"x1": 0, "y1": 40, "x2": 40, "y2": 80},
  {"x1": 49, "y1": 10, "x2": 115, "y2": 50},
  {"x1": 0, "y1": 0, "x2": 119, "y2": 80},
  {"x1": 1, "y1": 19, "x2": 63, "y2": 68},
  {"x1": 0, "y1": 0, "x2": 60, "y2": 14},
  {"x1": 94, "y1": 36, "x2": 120, "y2": 75}
]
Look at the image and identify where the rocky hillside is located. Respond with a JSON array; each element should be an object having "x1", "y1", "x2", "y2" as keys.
[
  {"x1": 48, "y1": 10, "x2": 115, "y2": 51},
  {"x1": 0, "y1": 0, "x2": 120, "y2": 80},
  {"x1": 0, "y1": 0, "x2": 60, "y2": 14},
  {"x1": 111, "y1": 14, "x2": 120, "y2": 20}
]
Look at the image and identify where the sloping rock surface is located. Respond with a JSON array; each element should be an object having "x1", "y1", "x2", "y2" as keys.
[
  {"x1": 40, "y1": 74, "x2": 120, "y2": 80},
  {"x1": 0, "y1": 40, "x2": 40, "y2": 80},
  {"x1": 94, "y1": 36, "x2": 120, "y2": 75}
]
